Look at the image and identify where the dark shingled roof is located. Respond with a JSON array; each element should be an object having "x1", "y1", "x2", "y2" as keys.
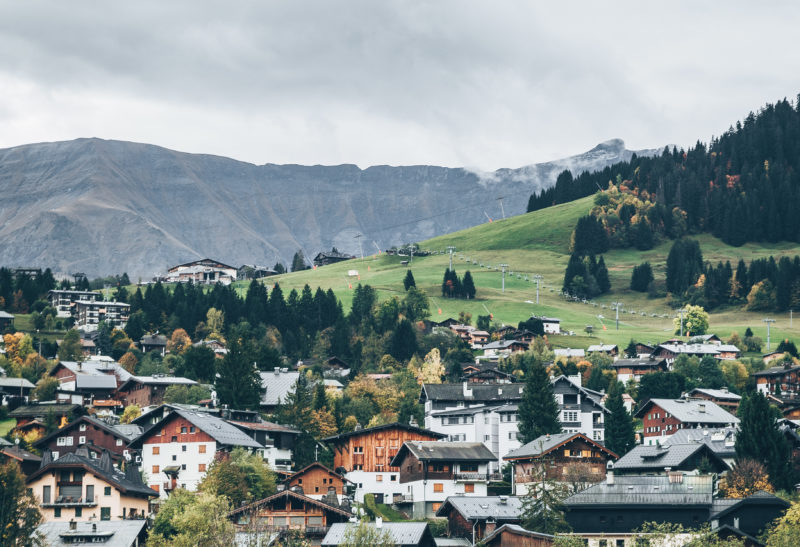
[
  {"x1": 9, "y1": 403, "x2": 80, "y2": 418},
  {"x1": 34, "y1": 415, "x2": 135, "y2": 449},
  {"x1": 128, "y1": 408, "x2": 262, "y2": 449},
  {"x1": 435, "y1": 496, "x2": 524, "y2": 520},
  {"x1": 613, "y1": 443, "x2": 729, "y2": 472},
  {"x1": 420, "y1": 383, "x2": 525, "y2": 404},
  {"x1": 390, "y1": 441, "x2": 496, "y2": 467},
  {"x1": 504, "y1": 432, "x2": 617, "y2": 460},
  {"x1": 564, "y1": 475, "x2": 714, "y2": 507}
]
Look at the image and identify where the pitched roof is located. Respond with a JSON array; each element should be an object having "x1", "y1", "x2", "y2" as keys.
[
  {"x1": 117, "y1": 375, "x2": 197, "y2": 390},
  {"x1": 504, "y1": 432, "x2": 617, "y2": 461},
  {"x1": 0, "y1": 377, "x2": 35, "y2": 389},
  {"x1": 710, "y1": 490, "x2": 790, "y2": 520},
  {"x1": 1, "y1": 445, "x2": 42, "y2": 462},
  {"x1": 0, "y1": 311, "x2": 14, "y2": 319},
  {"x1": 635, "y1": 399, "x2": 740, "y2": 425},
  {"x1": 128, "y1": 408, "x2": 262, "y2": 449},
  {"x1": 613, "y1": 443, "x2": 728, "y2": 472},
  {"x1": 481, "y1": 524, "x2": 555, "y2": 545},
  {"x1": 53, "y1": 358, "x2": 133, "y2": 382},
  {"x1": 390, "y1": 441, "x2": 496, "y2": 466},
  {"x1": 34, "y1": 415, "x2": 136, "y2": 448},
  {"x1": 554, "y1": 348, "x2": 585, "y2": 358},
  {"x1": 35, "y1": 520, "x2": 147, "y2": 547},
  {"x1": 420, "y1": 383, "x2": 525, "y2": 404},
  {"x1": 588, "y1": 344, "x2": 618, "y2": 352},
  {"x1": 610, "y1": 357, "x2": 668, "y2": 369},
  {"x1": 753, "y1": 364, "x2": 800, "y2": 377},
  {"x1": 259, "y1": 370, "x2": 300, "y2": 406},
  {"x1": 663, "y1": 427, "x2": 737, "y2": 457},
  {"x1": 322, "y1": 522, "x2": 430, "y2": 546},
  {"x1": 287, "y1": 462, "x2": 350, "y2": 483},
  {"x1": 9, "y1": 403, "x2": 80, "y2": 418},
  {"x1": 27, "y1": 451, "x2": 157, "y2": 497},
  {"x1": 564, "y1": 475, "x2": 714, "y2": 507},
  {"x1": 227, "y1": 419, "x2": 301, "y2": 434},
  {"x1": 322, "y1": 422, "x2": 446, "y2": 444},
  {"x1": 229, "y1": 488, "x2": 352, "y2": 518},
  {"x1": 687, "y1": 388, "x2": 742, "y2": 401},
  {"x1": 436, "y1": 496, "x2": 523, "y2": 520},
  {"x1": 75, "y1": 374, "x2": 118, "y2": 390}
]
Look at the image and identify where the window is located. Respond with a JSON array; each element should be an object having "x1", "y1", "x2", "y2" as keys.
[
  {"x1": 153, "y1": 446, "x2": 160, "y2": 455},
  {"x1": 376, "y1": 475, "x2": 383, "y2": 482},
  {"x1": 172, "y1": 455, "x2": 177, "y2": 461},
  {"x1": 79, "y1": 424, "x2": 87, "y2": 432},
  {"x1": 101, "y1": 507, "x2": 111, "y2": 521},
  {"x1": 79, "y1": 436, "x2": 86, "y2": 444},
  {"x1": 181, "y1": 426, "x2": 187, "y2": 434},
  {"x1": 433, "y1": 483, "x2": 444, "y2": 493},
  {"x1": 391, "y1": 475, "x2": 397, "y2": 481},
  {"x1": 508, "y1": 432, "x2": 518, "y2": 440},
  {"x1": 116, "y1": 439, "x2": 123, "y2": 446},
  {"x1": 199, "y1": 445, "x2": 207, "y2": 453},
  {"x1": 54, "y1": 507, "x2": 61, "y2": 518},
  {"x1": 75, "y1": 507, "x2": 82, "y2": 517},
  {"x1": 181, "y1": 464, "x2": 186, "y2": 470},
  {"x1": 353, "y1": 464, "x2": 363, "y2": 470},
  {"x1": 51, "y1": 451, "x2": 59, "y2": 459},
  {"x1": 199, "y1": 463, "x2": 207, "y2": 472},
  {"x1": 57, "y1": 437, "x2": 67, "y2": 446},
  {"x1": 353, "y1": 446, "x2": 364, "y2": 454},
  {"x1": 86, "y1": 485, "x2": 94, "y2": 503},
  {"x1": 190, "y1": 426, "x2": 196, "y2": 433},
  {"x1": 562, "y1": 411, "x2": 578, "y2": 423},
  {"x1": 182, "y1": 445, "x2": 187, "y2": 452},
  {"x1": 104, "y1": 487, "x2": 111, "y2": 496},
  {"x1": 42, "y1": 485, "x2": 51, "y2": 504},
  {"x1": 432, "y1": 502, "x2": 442, "y2": 512},
  {"x1": 171, "y1": 436, "x2": 177, "y2": 442},
  {"x1": 447, "y1": 417, "x2": 460, "y2": 425},
  {"x1": 152, "y1": 465, "x2": 160, "y2": 473},
  {"x1": 616, "y1": 541, "x2": 625, "y2": 547},
  {"x1": 464, "y1": 483, "x2": 475, "y2": 493}
]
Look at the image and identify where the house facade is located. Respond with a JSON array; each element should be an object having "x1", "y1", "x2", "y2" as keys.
[
  {"x1": 436, "y1": 496, "x2": 523, "y2": 544},
  {"x1": 34, "y1": 416, "x2": 138, "y2": 462},
  {"x1": 390, "y1": 441, "x2": 497, "y2": 518},
  {"x1": 164, "y1": 258, "x2": 238, "y2": 285},
  {"x1": 635, "y1": 398, "x2": 740, "y2": 445},
  {"x1": 115, "y1": 375, "x2": 198, "y2": 407},
  {"x1": 322, "y1": 422, "x2": 446, "y2": 503},
  {"x1": 74, "y1": 300, "x2": 130, "y2": 330},
  {"x1": 610, "y1": 357, "x2": 668, "y2": 384},
  {"x1": 552, "y1": 376, "x2": 609, "y2": 442},
  {"x1": 286, "y1": 462, "x2": 351, "y2": 501},
  {"x1": 48, "y1": 290, "x2": 101, "y2": 319}
]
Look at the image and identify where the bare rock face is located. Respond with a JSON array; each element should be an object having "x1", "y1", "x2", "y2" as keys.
[{"x1": 0, "y1": 138, "x2": 659, "y2": 278}]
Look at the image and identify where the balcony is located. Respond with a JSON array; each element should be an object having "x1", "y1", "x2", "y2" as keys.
[
  {"x1": 393, "y1": 493, "x2": 413, "y2": 504},
  {"x1": 454, "y1": 472, "x2": 488, "y2": 482},
  {"x1": 42, "y1": 496, "x2": 97, "y2": 508}
]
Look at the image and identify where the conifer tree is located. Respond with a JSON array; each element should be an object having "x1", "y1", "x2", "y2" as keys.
[
  {"x1": 595, "y1": 256, "x2": 611, "y2": 294},
  {"x1": 462, "y1": 271, "x2": 476, "y2": 299},
  {"x1": 403, "y1": 270, "x2": 416, "y2": 291},
  {"x1": 736, "y1": 392, "x2": 794, "y2": 491},
  {"x1": 216, "y1": 329, "x2": 262, "y2": 410},
  {"x1": 518, "y1": 354, "x2": 561, "y2": 444},
  {"x1": 604, "y1": 381, "x2": 635, "y2": 456}
]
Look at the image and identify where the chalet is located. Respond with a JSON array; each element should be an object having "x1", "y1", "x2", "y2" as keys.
[
  {"x1": 611, "y1": 357, "x2": 669, "y2": 384},
  {"x1": 74, "y1": 300, "x2": 130, "y2": 330},
  {"x1": 48, "y1": 290, "x2": 101, "y2": 319},
  {"x1": 237, "y1": 264, "x2": 276, "y2": 280},
  {"x1": 27, "y1": 448, "x2": 157, "y2": 522},
  {"x1": 35, "y1": 520, "x2": 148, "y2": 547},
  {"x1": 762, "y1": 350, "x2": 785, "y2": 365},
  {"x1": 390, "y1": 441, "x2": 497, "y2": 517},
  {"x1": 587, "y1": 344, "x2": 619, "y2": 357},
  {"x1": 462, "y1": 368, "x2": 514, "y2": 384},
  {"x1": 551, "y1": 376, "x2": 609, "y2": 442},
  {"x1": 635, "y1": 398, "x2": 740, "y2": 445},
  {"x1": 139, "y1": 333, "x2": 167, "y2": 355},
  {"x1": 652, "y1": 343, "x2": 741, "y2": 364},
  {"x1": 128, "y1": 407, "x2": 263, "y2": 497},
  {"x1": 689, "y1": 334, "x2": 722, "y2": 345},
  {"x1": 663, "y1": 427, "x2": 737, "y2": 468},
  {"x1": 322, "y1": 422, "x2": 446, "y2": 503},
  {"x1": 513, "y1": 329, "x2": 538, "y2": 344},
  {"x1": 313, "y1": 250, "x2": 355, "y2": 267},
  {"x1": 322, "y1": 521, "x2": 436, "y2": 547},
  {"x1": 49, "y1": 357, "x2": 133, "y2": 391},
  {"x1": 164, "y1": 258, "x2": 237, "y2": 285},
  {"x1": 634, "y1": 342, "x2": 656, "y2": 357},
  {"x1": 479, "y1": 340, "x2": 529, "y2": 362},
  {"x1": 686, "y1": 387, "x2": 742, "y2": 412},
  {"x1": 753, "y1": 363, "x2": 800, "y2": 398},
  {"x1": 531, "y1": 316, "x2": 561, "y2": 334},
  {"x1": 0, "y1": 310, "x2": 14, "y2": 330},
  {"x1": 192, "y1": 338, "x2": 228, "y2": 358},
  {"x1": 504, "y1": 432, "x2": 617, "y2": 496},
  {"x1": 482, "y1": 524, "x2": 554, "y2": 547},
  {"x1": 0, "y1": 445, "x2": 42, "y2": 476},
  {"x1": 229, "y1": 489, "x2": 353, "y2": 540},
  {"x1": 259, "y1": 368, "x2": 301, "y2": 412},
  {"x1": 115, "y1": 375, "x2": 198, "y2": 407},
  {"x1": 493, "y1": 325, "x2": 517, "y2": 339},
  {"x1": 285, "y1": 462, "x2": 351, "y2": 501},
  {"x1": 436, "y1": 496, "x2": 523, "y2": 544},
  {"x1": 449, "y1": 324, "x2": 475, "y2": 342},
  {"x1": 469, "y1": 330, "x2": 490, "y2": 346},
  {"x1": 420, "y1": 382, "x2": 525, "y2": 416},
  {"x1": 563, "y1": 471, "x2": 788, "y2": 542},
  {"x1": 613, "y1": 443, "x2": 729, "y2": 476},
  {"x1": 225, "y1": 409, "x2": 299, "y2": 472},
  {"x1": 0, "y1": 376, "x2": 35, "y2": 402},
  {"x1": 33, "y1": 416, "x2": 140, "y2": 462},
  {"x1": 9, "y1": 403, "x2": 81, "y2": 431}
]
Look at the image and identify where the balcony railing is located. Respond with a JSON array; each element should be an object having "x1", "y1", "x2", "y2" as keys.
[
  {"x1": 42, "y1": 496, "x2": 97, "y2": 508},
  {"x1": 393, "y1": 493, "x2": 413, "y2": 503},
  {"x1": 455, "y1": 472, "x2": 489, "y2": 481}
]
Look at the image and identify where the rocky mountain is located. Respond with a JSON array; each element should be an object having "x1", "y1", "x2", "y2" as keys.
[{"x1": 0, "y1": 138, "x2": 660, "y2": 278}]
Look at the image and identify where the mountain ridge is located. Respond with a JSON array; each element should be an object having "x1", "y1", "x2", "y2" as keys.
[{"x1": 0, "y1": 137, "x2": 660, "y2": 278}]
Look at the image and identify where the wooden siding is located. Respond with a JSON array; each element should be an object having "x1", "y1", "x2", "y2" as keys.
[
  {"x1": 330, "y1": 427, "x2": 441, "y2": 473},
  {"x1": 288, "y1": 466, "x2": 346, "y2": 497},
  {"x1": 141, "y1": 416, "x2": 215, "y2": 446}
]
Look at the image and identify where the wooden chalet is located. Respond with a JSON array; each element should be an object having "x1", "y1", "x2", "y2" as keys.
[
  {"x1": 504, "y1": 432, "x2": 617, "y2": 495},
  {"x1": 139, "y1": 334, "x2": 167, "y2": 355},
  {"x1": 436, "y1": 496, "x2": 523, "y2": 543},
  {"x1": 9, "y1": 403, "x2": 80, "y2": 432},
  {"x1": 635, "y1": 399, "x2": 739, "y2": 445},
  {"x1": 462, "y1": 368, "x2": 514, "y2": 384},
  {"x1": 686, "y1": 388, "x2": 742, "y2": 412},
  {"x1": 285, "y1": 462, "x2": 351, "y2": 500},
  {"x1": 0, "y1": 445, "x2": 42, "y2": 476},
  {"x1": 313, "y1": 250, "x2": 355, "y2": 267},
  {"x1": 228, "y1": 488, "x2": 352, "y2": 539},
  {"x1": 482, "y1": 524, "x2": 554, "y2": 547},
  {"x1": 115, "y1": 375, "x2": 198, "y2": 407},
  {"x1": 610, "y1": 357, "x2": 668, "y2": 384},
  {"x1": 753, "y1": 363, "x2": 800, "y2": 398},
  {"x1": 33, "y1": 415, "x2": 139, "y2": 462},
  {"x1": 0, "y1": 310, "x2": 15, "y2": 330}
]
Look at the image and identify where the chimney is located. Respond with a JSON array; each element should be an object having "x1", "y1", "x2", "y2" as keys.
[
  {"x1": 462, "y1": 381, "x2": 473, "y2": 398},
  {"x1": 606, "y1": 461, "x2": 614, "y2": 485},
  {"x1": 499, "y1": 496, "x2": 508, "y2": 505},
  {"x1": 409, "y1": 415, "x2": 417, "y2": 427},
  {"x1": 698, "y1": 403, "x2": 706, "y2": 413},
  {"x1": 274, "y1": 367, "x2": 280, "y2": 375},
  {"x1": 376, "y1": 516, "x2": 383, "y2": 529},
  {"x1": 69, "y1": 519, "x2": 77, "y2": 531}
]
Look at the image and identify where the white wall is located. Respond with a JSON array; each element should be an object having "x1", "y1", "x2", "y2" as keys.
[{"x1": 140, "y1": 441, "x2": 216, "y2": 499}]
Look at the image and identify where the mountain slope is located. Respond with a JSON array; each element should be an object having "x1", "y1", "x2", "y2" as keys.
[{"x1": 0, "y1": 137, "x2": 657, "y2": 277}]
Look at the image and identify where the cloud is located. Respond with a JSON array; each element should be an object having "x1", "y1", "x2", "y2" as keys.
[{"x1": 0, "y1": 1, "x2": 798, "y2": 170}]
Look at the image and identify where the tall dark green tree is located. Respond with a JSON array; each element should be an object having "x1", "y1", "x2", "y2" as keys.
[
  {"x1": 216, "y1": 331, "x2": 262, "y2": 410},
  {"x1": 276, "y1": 373, "x2": 318, "y2": 469},
  {"x1": 571, "y1": 215, "x2": 608, "y2": 255},
  {"x1": 736, "y1": 392, "x2": 794, "y2": 491},
  {"x1": 595, "y1": 256, "x2": 611, "y2": 294},
  {"x1": 518, "y1": 355, "x2": 561, "y2": 444},
  {"x1": 666, "y1": 238, "x2": 704, "y2": 295},
  {"x1": 630, "y1": 262, "x2": 654, "y2": 292},
  {"x1": 389, "y1": 319, "x2": 418, "y2": 362},
  {"x1": 291, "y1": 251, "x2": 308, "y2": 272},
  {"x1": 461, "y1": 271, "x2": 476, "y2": 299},
  {"x1": 604, "y1": 381, "x2": 635, "y2": 456},
  {"x1": 403, "y1": 270, "x2": 416, "y2": 291}
]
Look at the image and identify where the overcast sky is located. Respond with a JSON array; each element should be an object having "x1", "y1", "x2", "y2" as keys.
[{"x1": 1, "y1": 2, "x2": 799, "y2": 171}]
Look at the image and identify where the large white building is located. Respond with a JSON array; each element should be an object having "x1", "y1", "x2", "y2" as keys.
[{"x1": 164, "y1": 258, "x2": 237, "y2": 286}]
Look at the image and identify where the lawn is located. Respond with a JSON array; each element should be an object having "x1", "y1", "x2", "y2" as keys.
[{"x1": 0, "y1": 418, "x2": 16, "y2": 438}]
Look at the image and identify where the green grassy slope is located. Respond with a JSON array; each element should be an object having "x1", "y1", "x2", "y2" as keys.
[{"x1": 250, "y1": 196, "x2": 800, "y2": 351}]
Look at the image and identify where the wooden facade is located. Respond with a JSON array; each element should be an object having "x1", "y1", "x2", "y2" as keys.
[
  {"x1": 35, "y1": 417, "x2": 132, "y2": 460},
  {"x1": 141, "y1": 415, "x2": 216, "y2": 447},
  {"x1": 506, "y1": 435, "x2": 615, "y2": 486},
  {"x1": 229, "y1": 489, "x2": 351, "y2": 537},
  {"x1": 287, "y1": 463, "x2": 349, "y2": 498},
  {"x1": 326, "y1": 423, "x2": 445, "y2": 474}
]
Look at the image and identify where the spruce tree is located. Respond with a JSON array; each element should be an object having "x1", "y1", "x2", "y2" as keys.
[
  {"x1": 595, "y1": 256, "x2": 611, "y2": 294},
  {"x1": 403, "y1": 270, "x2": 416, "y2": 291},
  {"x1": 518, "y1": 355, "x2": 561, "y2": 444},
  {"x1": 736, "y1": 392, "x2": 794, "y2": 491},
  {"x1": 462, "y1": 271, "x2": 476, "y2": 299},
  {"x1": 604, "y1": 382, "x2": 635, "y2": 456},
  {"x1": 216, "y1": 330, "x2": 262, "y2": 410}
]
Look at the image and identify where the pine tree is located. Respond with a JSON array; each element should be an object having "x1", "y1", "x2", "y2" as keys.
[
  {"x1": 216, "y1": 330, "x2": 262, "y2": 410},
  {"x1": 291, "y1": 251, "x2": 308, "y2": 272},
  {"x1": 462, "y1": 271, "x2": 476, "y2": 299},
  {"x1": 604, "y1": 382, "x2": 635, "y2": 456},
  {"x1": 518, "y1": 355, "x2": 561, "y2": 444},
  {"x1": 736, "y1": 392, "x2": 794, "y2": 491},
  {"x1": 390, "y1": 319, "x2": 418, "y2": 362},
  {"x1": 630, "y1": 262, "x2": 654, "y2": 292},
  {"x1": 595, "y1": 256, "x2": 611, "y2": 294},
  {"x1": 403, "y1": 270, "x2": 416, "y2": 291}
]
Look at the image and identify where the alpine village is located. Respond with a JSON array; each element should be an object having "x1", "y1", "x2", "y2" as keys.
[{"x1": 10, "y1": 99, "x2": 800, "y2": 547}]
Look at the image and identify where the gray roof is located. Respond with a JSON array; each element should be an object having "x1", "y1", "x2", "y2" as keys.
[
  {"x1": 636, "y1": 398, "x2": 739, "y2": 425},
  {"x1": 75, "y1": 374, "x2": 118, "y2": 390},
  {"x1": 483, "y1": 340, "x2": 524, "y2": 350},
  {"x1": 436, "y1": 496, "x2": 524, "y2": 520},
  {"x1": 613, "y1": 443, "x2": 728, "y2": 471},
  {"x1": 554, "y1": 348, "x2": 585, "y2": 358},
  {"x1": 610, "y1": 358, "x2": 667, "y2": 369},
  {"x1": 259, "y1": 370, "x2": 301, "y2": 406},
  {"x1": 421, "y1": 383, "x2": 524, "y2": 404},
  {"x1": 588, "y1": 344, "x2": 618, "y2": 352},
  {"x1": 392, "y1": 441, "x2": 495, "y2": 466},
  {"x1": 28, "y1": 451, "x2": 156, "y2": 497},
  {"x1": 0, "y1": 377, "x2": 35, "y2": 389},
  {"x1": 753, "y1": 364, "x2": 800, "y2": 377},
  {"x1": 564, "y1": 475, "x2": 714, "y2": 506},
  {"x1": 434, "y1": 538, "x2": 472, "y2": 547},
  {"x1": 56, "y1": 359, "x2": 133, "y2": 382},
  {"x1": 0, "y1": 437, "x2": 12, "y2": 447},
  {"x1": 128, "y1": 375, "x2": 197, "y2": 385},
  {"x1": 663, "y1": 427, "x2": 737, "y2": 458},
  {"x1": 0, "y1": 311, "x2": 14, "y2": 319},
  {"x1": 656, "y1": 343, "x2": 740, "y2": 356},
  {"x1": 481, "y1": 524, "x2": 554, "y2": 544},
  {"x1": 322, "y1": 522, "x2": 430, "y2": 546},
  {"x1": 504, "y1": 432, "x2": 614, "y2": 460},
  {"x1": 687, "y1": 388, "x2": 742, "y2": 401},
  {"x1": 9, "y1": 403, "x2": 80, "y2": 418},
  {"x1": 111, "y1": 424, "x2": 144, "y2": 441},
  {"x1": 129, "y1": 408, "x2": 262, "y2": 449},
  {"x1": 36, "y1": 520, "x2": 147, "y2": 547}
]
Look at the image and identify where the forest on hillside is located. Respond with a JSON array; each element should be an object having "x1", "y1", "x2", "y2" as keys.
[{"x1": 528, "y1": 97, "x2": 800, "y2": 247}]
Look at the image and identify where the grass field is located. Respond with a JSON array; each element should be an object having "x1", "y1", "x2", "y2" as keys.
[
  {"x1": 0, "y1": 418, "x2": 15, "y2": 437},
  {"x1": 256, "y1": 195, "x2": 800, "y2": 351}
]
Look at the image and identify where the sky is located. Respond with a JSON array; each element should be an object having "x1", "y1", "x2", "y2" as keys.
[{"x1": 1, "y1": 1, "x2": 799, "y2": 171}]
